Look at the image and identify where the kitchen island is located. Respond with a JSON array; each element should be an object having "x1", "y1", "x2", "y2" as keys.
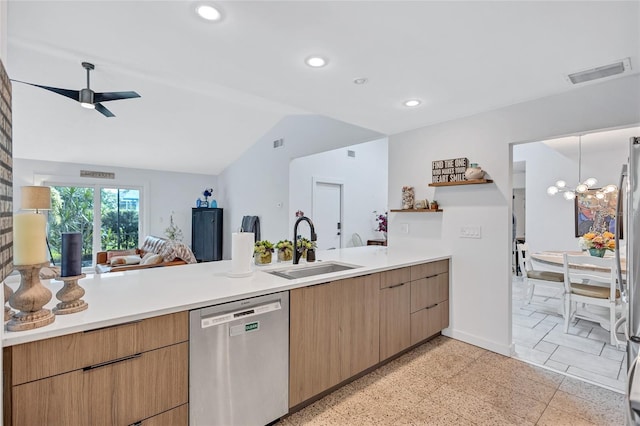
[{"x1": 3, "y1": 246, "x2": 451, "y2": 425}]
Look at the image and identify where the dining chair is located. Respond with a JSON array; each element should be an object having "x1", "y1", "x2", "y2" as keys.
[
  {"x1": 517, "y1": 243, "x2": 565, "y2": 307},
  {"x1": 562, "y1": 253, "x2": 622, "y2": 346}
]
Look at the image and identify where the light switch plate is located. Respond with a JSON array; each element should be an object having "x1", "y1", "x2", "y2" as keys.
[
  {"x1": 400, "y1": 223, "x2": 409, "y2": 234},
  {"x1": 460, "y1": 226, "x2": 481, "y2": 239}
]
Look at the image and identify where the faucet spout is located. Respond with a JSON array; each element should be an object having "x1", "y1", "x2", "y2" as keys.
[{"x1": 293, "y1": 216, "x2": 317, "y2": 264}]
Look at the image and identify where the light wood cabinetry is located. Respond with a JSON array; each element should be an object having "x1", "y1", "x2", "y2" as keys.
[
  {"x1": 380, "y1": 266, "x2": 411, "y2": 360},
  {"x1": 380, "y1": 281, "x2": 411, "y2": 360},
  {"x1": 289, "y1": 274, "x2": 380, "y2": 408},
  {"x1": 410, "y1": 259, "x2": 450, "y2": 345},
  {"x1": 4, "y1": 312, "x2": 189, "y2": 426}
]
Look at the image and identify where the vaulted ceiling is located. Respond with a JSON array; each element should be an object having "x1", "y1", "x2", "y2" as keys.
[{"x1": 7, "y1": 1, "x2": 639, "y2": 174}]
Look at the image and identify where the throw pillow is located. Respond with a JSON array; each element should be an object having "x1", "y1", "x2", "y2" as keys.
[
  {"x1": 140, "y1": 253, "x2": 163, "y2": 266},
  {"x1": 110, "y1": 255, "x2": 141, "y2": 266},
  {"x1": 106, "y1": 249, "x2": 137, "y2": 261}
]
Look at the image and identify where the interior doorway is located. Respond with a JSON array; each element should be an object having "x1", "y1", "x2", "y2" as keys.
[{"x1": 312, "y1": 179, "x2": 343, "y2": 250}]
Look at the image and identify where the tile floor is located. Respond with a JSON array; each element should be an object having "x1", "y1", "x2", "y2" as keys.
[
  {"x1": 512, "y1": 275, "x2": 627, "y2": 392},
  {"x1": 280, "y1": 336, "x2": 625, "y2": 425}
]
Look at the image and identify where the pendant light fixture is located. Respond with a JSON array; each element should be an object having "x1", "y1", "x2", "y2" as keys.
[{"x1": 546, "y1": 135, "x2": 615, "y2": 200}]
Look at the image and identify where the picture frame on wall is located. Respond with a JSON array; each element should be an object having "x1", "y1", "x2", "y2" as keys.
[{"x1": 574, "y1": 188, "x2": 622, "y2": 238}]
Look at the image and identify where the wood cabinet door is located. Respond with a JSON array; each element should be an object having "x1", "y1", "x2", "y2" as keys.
[
  {"x1": 289, "y1": 282, "x2": 342, "y2": 407},
  {"x1": 11, "y1": 343, "x2": 188, "y2": 426},
  {"x1": 289, "y1": 274, "x2": 381, "y2": 408},
  {"x1": 141, "y1": 403, "x2": 188, "y2": 426},
  {"x1": 341, "y1": 274, "x2": 380, "y2": 377},
  {"x1": 380, "y1": 282, "x2": 411, "y2": 361}
]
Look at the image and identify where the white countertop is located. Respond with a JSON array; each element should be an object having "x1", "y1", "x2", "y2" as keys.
[{"x1": 3, "y1": 246, "x2": 450, "y2": 347}]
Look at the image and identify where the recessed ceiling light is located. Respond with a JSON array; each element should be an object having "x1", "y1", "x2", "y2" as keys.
[
  {"x1": 196, "y1": 4, "x2": 222, "y2": 21},
  {"x1": 306, "y1": 56, "x2": 328, "y2": 68},
  {"x1": 403, "y1": 99, "x2": 421, "y2": 107},
  {"x1": 353, "y1": 78, "x2": 368, "y2": 85}
]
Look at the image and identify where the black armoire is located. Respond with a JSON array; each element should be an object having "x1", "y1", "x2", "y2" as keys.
[{"x1": 191, "y1": 208, "x2": 223, "y2": 262}]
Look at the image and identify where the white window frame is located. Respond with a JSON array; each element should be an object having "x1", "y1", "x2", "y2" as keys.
[{"x1": 34, "y1": 174, "x2": 149, "y2": 268}]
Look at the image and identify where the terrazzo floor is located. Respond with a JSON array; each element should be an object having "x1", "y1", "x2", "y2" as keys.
[
  {"x1": 279, "y1": 336, "x2": 625, "y2": 425},
  {"x1": 512, "y1": 274, "x2": 627, "y2": 392}
]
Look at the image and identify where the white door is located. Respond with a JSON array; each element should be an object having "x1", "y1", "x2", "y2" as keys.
[{"x1": 313, "y1": 181, "x2": 342, "y2": 250}]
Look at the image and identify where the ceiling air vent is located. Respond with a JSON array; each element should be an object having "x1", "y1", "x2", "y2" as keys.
[
  {"x1": 567, "y1": 58, "x2": 631, "y2": 84},
  {"x1": 80, "y1": 170, "x2": 115, "y2": 179},
  {"x1": 273, "y1": 138, "x2": 284, "y2": 149},
  {"x1": 347, "y1": 150, "x2": 356, "y2": 158}
]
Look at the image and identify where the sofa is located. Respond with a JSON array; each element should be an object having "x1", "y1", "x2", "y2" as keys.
[{"x1": 95, "y1": 235, "x2": 197, "y2": 273}]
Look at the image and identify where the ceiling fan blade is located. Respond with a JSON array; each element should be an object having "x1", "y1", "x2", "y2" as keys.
[
  {"x1": 94, "y1": 91, "x2": 140, "y2": 103},
  {"x1": 10, "y1": 79, "x2": 79, "y2": 102},
  {"x1": 95, "y1": 103, "x2": 115, "y2": 117}
]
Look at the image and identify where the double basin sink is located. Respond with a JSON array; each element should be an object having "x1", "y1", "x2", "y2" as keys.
[{"x1": 266, "y1": 261, "x2": 360, "y2": 280}]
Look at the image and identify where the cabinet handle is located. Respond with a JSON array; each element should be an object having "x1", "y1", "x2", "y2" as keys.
[
  {"x1": 130, "y1": 422, "x2": 142, "y2": 426},
  {"x1": 83, "y1": 353, "x2": 142, "y2": 371},
  {"x1": 83, "y1": 319, "x2": 142, "y2": 333},
  {"x1": 425, "y1": 303, "x2": 438, "y2": 310},
  {"x1": 388, "y1": 282, "x2": 406, "y2": 289}
]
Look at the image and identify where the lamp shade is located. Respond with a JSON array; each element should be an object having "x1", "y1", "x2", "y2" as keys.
[{"x1": 21, "y1": 186, "x2": 51, "y2": 211}]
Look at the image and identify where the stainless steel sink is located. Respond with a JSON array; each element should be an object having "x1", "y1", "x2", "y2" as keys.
[{"x1": 266, "y1": 262, "x2": 361, "y2": 280}]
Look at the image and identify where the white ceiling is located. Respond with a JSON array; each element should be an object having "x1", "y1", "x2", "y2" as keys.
[{"x1": 6, "y1": 1, "x2": 640, "y2": 175}]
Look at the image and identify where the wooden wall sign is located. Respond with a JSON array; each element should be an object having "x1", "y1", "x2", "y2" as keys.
[
  {"x1": 432, "y1": 157, "x2": 467, "y2": 184},
  {"x1": 0, "y1": 59, "x2": 12, "y2": 282}
]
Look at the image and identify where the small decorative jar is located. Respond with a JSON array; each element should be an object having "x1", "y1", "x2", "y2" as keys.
[
  {"x1": 306, "y1": 249, "x2": 316, "y2": 262},
  {"x1": 402, "y1": 186, "x2": 415, "y2": 209},
  {"x1": 465, "y1": 163, "x2": 485, "y2": 180},
  {"x1": 278, "y1": 249, "x2": 293, "y2": 262},
  {"x1": 255, "y1": 252, "x2": 272, "y2": 265}
]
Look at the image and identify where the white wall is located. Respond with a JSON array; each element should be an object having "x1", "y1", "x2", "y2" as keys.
[
  {"x1": 217, "y1": 115, "x2": 383, "y2": 258},
  {"x1": 13, "y1": 158, "x2": 217, "y2": 247},
  {"x1": 514, "y1": 136, "x2": 629, "y2": 252},
  {"x1": 289, "y1": 138, "x2": 388, "y2": 246},
  {"x1": 388, "y1": 74, "x2": 640, "y2": 355}
]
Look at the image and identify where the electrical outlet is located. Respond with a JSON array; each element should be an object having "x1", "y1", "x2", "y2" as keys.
[
  {"x1": 460, "y1": 226, "x2": 481, "y2": 239},
  {"x1": 400, "y1": 223, "x2": 409, "y2": 234}
]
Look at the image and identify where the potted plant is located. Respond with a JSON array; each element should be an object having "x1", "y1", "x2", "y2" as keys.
[
  {"x1": 373, "y1": 211, "x2": 388, "y2": 239},
  {"x1": 296, "y1": 237, "x2": 317, "y2": 262},
  {"x1": 254, "y1": 240, "x2": 274, "y2": 265},
  {"x1": 430, "y1": 200, "x2": 439, "y2": 210},
  {"x1": 276, "y1": 239, "x2": 294, "y2": 262},
  {"x1": 579, "y1": 231, "x2": 616, "y2": 257}
]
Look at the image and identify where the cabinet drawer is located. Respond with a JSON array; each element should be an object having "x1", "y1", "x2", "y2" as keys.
[
  {"x1": 410, "y1": 259, "x2": 449, "y2": 281},
  {"x1": 380, "y1": 267, "x2": 411, "y2": 289},
  {"x1": 410, "y1": 301, "x2": 449, "y2": 345},
  {"x1": 380, "y1": 283, "x2": 410, "y2": 361},
  {"x1": 8, "y1": 311, "x2": 188, "y2": 385},
  {"x1": 140, "y1": 403, "x2": 188, "y2": 426},
  {"x1": 11, "y1": 342, "x2": 188, "y2": 426},
  {"x1": 410, "y1": 273, "x2": 449, "y2": 313}
]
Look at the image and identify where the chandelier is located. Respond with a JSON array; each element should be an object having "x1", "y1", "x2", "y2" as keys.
[{"x1": 546, "y1": 135, "x2": 617, "y2": 200}]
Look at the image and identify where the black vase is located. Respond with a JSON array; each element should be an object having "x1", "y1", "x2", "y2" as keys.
[{"x1": 306, "y1": 249, "x2": 316, "y2": 262}]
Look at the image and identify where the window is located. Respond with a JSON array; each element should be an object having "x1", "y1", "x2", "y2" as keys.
[{"x1": 47, "y1": 184, "x2": 142, "y2": 267}]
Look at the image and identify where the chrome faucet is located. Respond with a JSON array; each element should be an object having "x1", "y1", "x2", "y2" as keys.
[{"x1": 293, "y1": 216, "x2": 317, "y2": 264}]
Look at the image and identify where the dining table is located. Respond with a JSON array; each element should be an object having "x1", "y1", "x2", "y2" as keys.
[{"x1": 530, "y1": 250, "x2": 626, "y2": 276}]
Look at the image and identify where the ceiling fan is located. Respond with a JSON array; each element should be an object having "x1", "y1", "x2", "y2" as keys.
[{"x1": 11, "y1": 62, "x2": 140, "y2": 117}]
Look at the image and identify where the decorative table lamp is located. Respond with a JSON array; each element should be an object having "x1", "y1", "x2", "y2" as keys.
[
  {"x1": 7, "y1": 186, "x2": 55, "y2": 331},
  {"x1": 53, "y1": 232, "x2": 87, "y2": 314}
]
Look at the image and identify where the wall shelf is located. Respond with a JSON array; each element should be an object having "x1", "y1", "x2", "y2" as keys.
[
  {"x1": 428, "y1": 179, "x2": 493, "y2": 187},
  {"x1": 390, "y1": 209, "x2": 443, "y2": 213}
]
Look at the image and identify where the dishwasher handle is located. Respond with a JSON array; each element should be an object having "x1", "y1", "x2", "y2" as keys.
[{"x1": 200, "y1": 300, "x2": 282, "y2": 329}]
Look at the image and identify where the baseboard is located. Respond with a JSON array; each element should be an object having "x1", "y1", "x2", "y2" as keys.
[{"x1": 442, "y1": 328, "x2": 513, "y2": 356}]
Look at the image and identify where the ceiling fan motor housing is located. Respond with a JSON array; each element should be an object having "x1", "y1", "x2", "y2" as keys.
[{"x1": 79, "y1": 88, "x2": 94, "y2": 105}]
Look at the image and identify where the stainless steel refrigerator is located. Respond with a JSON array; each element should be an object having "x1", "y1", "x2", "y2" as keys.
[{"x1": 622, "y1": 137, "x2": 640, "y2": 424}]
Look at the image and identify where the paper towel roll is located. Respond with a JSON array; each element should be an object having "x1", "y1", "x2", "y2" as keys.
[{"x1": 231, "y1": 232, "x2": 254, "y2": 276}]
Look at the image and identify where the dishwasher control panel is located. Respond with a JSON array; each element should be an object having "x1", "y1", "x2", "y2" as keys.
[{"x1": 200, "y1": 300, "x2": 282, "y2": 329}]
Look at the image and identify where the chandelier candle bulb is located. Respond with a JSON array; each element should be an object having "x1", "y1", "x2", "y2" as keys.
[
  {"x1": 13, "y1": 213, "x2": 47, "y2": 265},
  {"x1": 61, "y1": 232, "x2": 83, "y2": 277}
]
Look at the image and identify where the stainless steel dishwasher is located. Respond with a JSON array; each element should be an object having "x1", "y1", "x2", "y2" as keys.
[{"x1": 189, "y1": 291, "x2": 289, "y2": 426}]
